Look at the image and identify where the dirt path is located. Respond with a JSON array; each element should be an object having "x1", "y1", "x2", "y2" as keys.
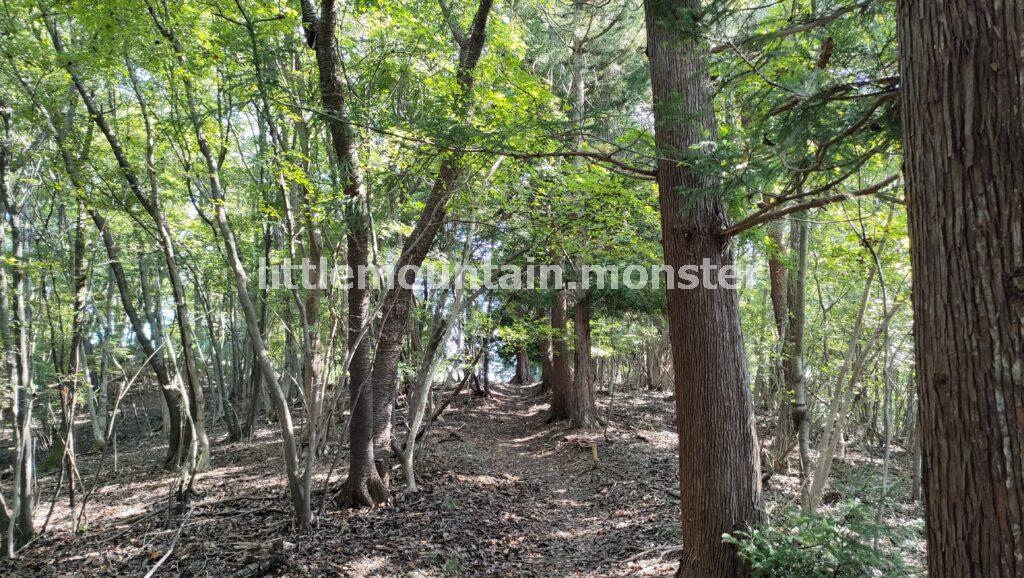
[
  {"x1": 2, "y1": 384, "x2": 683, "y2": 577},
  {"x1": 323, "y1": 384, "x2": 682, "y2": 576}
]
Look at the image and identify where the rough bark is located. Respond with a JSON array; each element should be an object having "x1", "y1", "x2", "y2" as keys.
[
  {"x1": 569, "y1": 292, "x2": 599, "y2": 428},
  {"x1": 546, "y1": 288, "x2": 572, "y2": 422},
  {"x1": 898, "y1": 0, "x2": 1024, "y2": 574},
  {"x1": 642, "y1": 1, "x2": 764, "y2": 575},
  {"x1": 511, "y1": 346, "x2": 532, "y2": 385}
]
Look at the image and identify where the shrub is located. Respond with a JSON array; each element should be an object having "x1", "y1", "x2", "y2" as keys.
[{"x1": 724, "y1": 498, "x2": 913, "y2": 577}]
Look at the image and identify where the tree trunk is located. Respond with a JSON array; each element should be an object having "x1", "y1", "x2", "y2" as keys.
[
  {"x1": 401, "y1": 258, "x2": 481, "y2": 491},
  {"x1": 569, "y1": 292, "x2": 599, "y2": 428},
  {"x1": 402, "y1": 291, "x2": 460, "y2": 491},
  {"x1": 195, "y1": 285, "x2": 240, "y2": 441},
  {"x1": 898, "y1": 1, "x2": 1024, "y2": 574},
  {"x1": 305, "y1": 0, "x2": 387, "y2": 507},
  {"x1": 536, "y1": 334, "x2": 553, "y2": 396},
  {"x1": 369, "y1": 0, "x2": 494, "y2": 457},
  {"x1": 767, "y1": 219, "x2": 791, "y2": 459},
  {"x1": 134, "y1": 6, "x2": 310, "y2": 523},
  {"x1": 789, "y1": 218, "x2": 811, "y2": 507},
  {"x1": 0, "y1": 103, "x2": 35, "y2": 554},
  {"x1": 642, "y1": 1, "x2": 763, "y2": 575},
  {"x1": 808, "y1": 267, "x2": 903, "y2": 510},
  {"x1": 61, "y1": 201, "x2": 89, "y2": 513},
  {"x1": 49, "y1": 25, "x2": 208, "y2": 470},
  {"x1": 771, "y1": 216, "x2": 809, "y2": 480},
  {"x1": 94, "y1": 211, "x2": 185, "y2": 464},
  {"x1": 129, "y1": 44, "x2": 209, "y2": 473},
  {"x1": 546, "y1": 288, "x2": 572, "y2": 422},
  {"x1": 86, "y1": 278, "x2": 114, "y2": 450},
  {"x1": 512, "y1": 346, "x2": 531, "y2": 385}
]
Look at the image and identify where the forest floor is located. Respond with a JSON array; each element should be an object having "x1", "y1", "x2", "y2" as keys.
[{"x1": 0, "y1": 383, "x2": 924, "y2": 576}]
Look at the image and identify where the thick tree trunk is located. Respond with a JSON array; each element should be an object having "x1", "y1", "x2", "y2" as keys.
[
  {"x1": 511, "y1": 346, "x2": 531, "y2": 385},
  {"x1": 642, "y1": 1, "x2": 763, "y2": 575},
  {"x1": 569, "y1": 292, "x2": 599, "y2": 428},
  {"x1": 898, "y1": 0, "x2": 1024, "y2": 574},
  {"x1": 546, "y1": 288, "x2": 572, "y2": 422}
]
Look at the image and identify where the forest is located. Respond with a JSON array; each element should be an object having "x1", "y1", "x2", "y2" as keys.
[{"x1": 0, "y1": 0, "x2": 1019, "y2": 575}]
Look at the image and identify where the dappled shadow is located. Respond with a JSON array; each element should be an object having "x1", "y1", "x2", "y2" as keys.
[
  {"x1": 1, "y1": 383, "x2": 683, "y2": 576},
  {"x1": 318, "y1": 382, "x2": 683, "y2": 576}
]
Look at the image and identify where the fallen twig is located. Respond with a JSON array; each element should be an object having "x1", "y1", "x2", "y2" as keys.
[{"x1": 143, "y1": 504, "x2": 192, "y2": 578}]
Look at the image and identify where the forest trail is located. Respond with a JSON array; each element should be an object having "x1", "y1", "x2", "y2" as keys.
[
  {"x1": 334, "y1": 383, "x2": 682, "y2": 576},
  {"x1": 3, "y1": 385, "x2": 683, "y2": 577}
]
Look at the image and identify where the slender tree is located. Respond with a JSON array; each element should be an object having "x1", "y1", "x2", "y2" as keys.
[
  {"x1": 0, "y1": 98, "x2": 35, "y2": 555},
  {"x1": 370, "y1": 0, "x2": 495, "y2": 458},
  {"x1": 299, "y1": 0, "x2": 389, "y2": 507},
  {"x1": 46, "y1": 19, "x2": 209, "y2": 469}
]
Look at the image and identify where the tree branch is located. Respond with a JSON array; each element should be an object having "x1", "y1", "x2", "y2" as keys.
[
  {"x1": 711, "y1": 0, "x2": 875, "y2": 55},
  {"x1": 437, "y1": 0, "x2": 466, "y2": 46},
  {"x1": 721, "y1": 173, "x2": 900, "y2": 238}
]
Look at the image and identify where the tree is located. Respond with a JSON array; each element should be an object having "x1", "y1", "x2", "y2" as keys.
[
  {"x1": 642, "y1": 0, "x2": 764, "y2": 574},
  {"x1": 45, "y1": 18, "x2": 209, "y2": 470},
  {"x1": 0, "y1": 98, "x2": 35, "y2": 555},
  {"x1": 369, "y1": 0, "x2": 495, "y2": 460},
  {"x1": 546, "y1": 286, "x2": 572, "y2": 421},
  {"x1": 301, "y1": 0, "x2": 387, "y2": 508},
  {"x1": 569, "y1": 292, "x2": 599, "y2": 428},
  {"x1": 898, "y1": 0, "x2": 1024, "y2": 574}
]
